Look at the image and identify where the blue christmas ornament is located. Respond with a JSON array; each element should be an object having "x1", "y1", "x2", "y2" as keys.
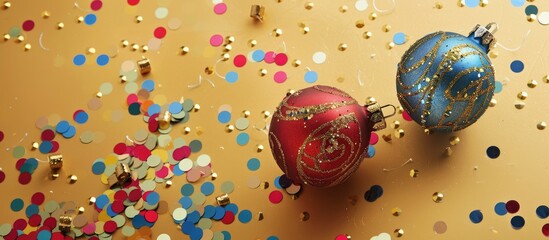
[{"x1": 396, "y1": 23, "x2": 497, "y2": 132}]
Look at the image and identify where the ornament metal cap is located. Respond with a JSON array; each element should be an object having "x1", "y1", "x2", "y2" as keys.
[
  {"x1": 366, "y1": 103, "x2": 396, "y2": 131},
  {"x1": 469, "y1": 22, "x2": 497, "y2": 52}
]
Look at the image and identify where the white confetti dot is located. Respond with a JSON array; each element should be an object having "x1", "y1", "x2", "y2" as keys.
[
  {"x1": 157, "y1": 233, "x2": 171, "y2": 240},
  {"x1": 178, "y1": 158, "x2": 193, "y2": 172},
  {"x1": 539, "y1": 12, "x2": 549, "y2": 25},
  {"x1": 312, "y1": 51, "x2": 327, "y2": 64},
  {"x1": 212, "y1": 0, "x2": 223, "y2": 4},
  {"x1": 355, "y1": 0, "x2": 368, "y2": 11},
  {"x1": 155, "y1": 7, "x2": 169, "y2": 19},
  {"x1": 172, "y1": 208, "x2": 187, "y2": 221},
  {"x1": 196, "y1": 154, "x2": 211, "y2": 167}
]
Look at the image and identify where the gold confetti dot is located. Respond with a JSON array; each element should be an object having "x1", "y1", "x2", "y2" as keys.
[
  {"x1": 183, "y1": 127, "x2": 191, "y2": 134},
  {"x1": 338, "y1": 43, "x2": 348, "y2": 51},
  {"x1": 386, "y1": 42, "x2": 395, "y2": 50},
  {"x1": 211, "y1": 173, "x2": 218, "y2": 181},
  {"x1": 527, "y1": 14, "x2": 537, "y2": 22},
  {"x1": 363, "y1": 31, "x2": 373, "y2": 39},
  {"x1": 304, "y1": 2, "x2": 314, "y2": 9},
  {"x1": 3, "y1": 33, "x2": 10, "y2": 41},
  {"x1": 96, "y1": 92, "x2": 103, "y2": 98},
  {"x1": 31, "y1": 142, "x2": 39, "y2": 150},
  {"x1": 257, "y1": 144, "x2": 264, "y2": 152},
  {"x1": 369, "y1": 12, "x2": 377, "y2": 20},
  {"x1": 273, "y1": 28, "x2": 283, "y2": 37},
  {"x1": 337, "y1": 77, "x2": 345, "y2": 83},
  {"x1": 141, "y1": 45, "x2": 148, "y2": 53},
  {"x1": 261, "y1": 181, "x2": 270, "y2": 189},
  {"x1": 225, "y1": 36, "x2": 235, "y2": 44},
  {"x1": 131, "y1": 44, "x2": 139, "y2": 51},
  {"x1": 193, "y1": 104, "x2": 200, "y2": 112},
  {"x1": 121, "y1": 40, "x2": 129, "y2": 47},
  {"x1": 489, "y1": 51, "x2": 498, "y2": 58},
  {"x1": 24, "y1": 43, "x2": 31, "y2": 51},
  {"x1": 248, "y1": 39, "x2": 257, "y2": 47},
  {"x1": 527, "y1": 80, "x2": 538, "y2": 88},
  {"x1": 119, "y1": 75, "x2": 127, "y2": 82},
  {"x1": 180, "y1": 46, "x2": 189, "y2": 55},
  {"x1": 301, "y1": 26, "x2": 310, "y2": 34},
  {"x1": 16, "y1": 35, "x2": 24, "y2": 43},
  {"x1": 457, "y1": 0, "x2": 465, "y2": 7},
  {"x1": 434, "y1": 1, "x2": 443, "y2": 9},
  {"x1": 391, "y1": 120, "x2": 400, "y2": 129},
  {"x1": 257, "y1": 212, "x2": 264, "y2": 221},
  {"x1": 480, "y1": 0, "x2": 488, "y2": 7},
  {"x1": 243, "y1": 110, "x2": 251, "y2": 118},
  {"x1": 382, "y1": 24, "x2": 391, "y2": 32},
  {"x1": 538, "y1": 122, "x2": 546, "y2": 130},
  {"x1": 424, "y1": 129, "x2": 431, "y2": 135},
  {"x1": 76, "y1": 16, "x2": 84, "y2": 23},
  {"x1": 542, "y1": 75, "x2": 549, "y2": 83},
  {"x1": 135, "y1": 15, "x2": 143, "y2": 23},
  {"x1": 365, "y1": 97, "x2": 377, "y2": 105},
  {"x1": 68, "y1": 175, "x2": 78, "y2": 184},
  {"x1": 300, "y1": 212, "x2": 310, "y2": 221},
  {"x1": 258, "y1": 68, "x2": 267, "y2": 76},
  {"x1": 87, "y1": 47, "x2": 96, "y2": 54},
  {"x1": 409, "y1": 169, "x2": 419, "y2": 178},
  {"x1": 339, "y1": 5, "x2": 348, "y2": 13},
  {"x1": 515, "y1": 101, "x2": 525, "y2": 109},
  {"x1": 392, "y1": 207, "x2": 402, "y2": 216},
  {"x1": 89, "y1": 197, "x2": 96, "y2": 204},
  {"x1": 204, "y1": 66, "x2": 213, "y2": 75},
  {"x1": 165, "y1": 180, "x2": 173, "y2": 187},
  {"x1": 292, "y1": 59, "x2": 301, "y2": 67},
  {"x1": 394, "y1": 129, "x2": 404, "y2": 139},
  {"x1": 42, "y1": 11, "x2": 50, "y2": 18},
  {"x1": 78, "y1": 206, "x2": 85, "y2": 214},
  {"x1": 394, "y1": 229, "x2": 404, "y2": 237},
  {"x1": 517, "y1": 91, "x2": 528, "y2": 100},
  {"x1": 432, "y1": 192, "x2": 444, "y2": 203},
  {"x1": 57, "y1": 22, "x2": 64, "y2": 29},
  {"x1": 262, "y1": 111, "x2": 271, "y2": 118},
  {"x1": 489, "y1": 98, "x2": 497, "y2": 107},
  {"x1": 223, "y1": 44, "x2": 232, "y2": 52},
  {"x1": 355, "y1": 20, "x2": 365, "y2": 28},
  {"x1": 225, "y1": 124, "x2": 235, "y2": 133},
  {"x1": 2, "y1": 1, "x2": 11, "y2": 9},
  {"x1": 449, "y1": 136, "x2": 460, "y2": 146}
]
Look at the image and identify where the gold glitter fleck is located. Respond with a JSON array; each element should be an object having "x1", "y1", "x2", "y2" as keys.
[
  {"x1": 301, "y1": 26, "x2": 310, "y2": 34},
  {"x1": 369, "y1": 12, "x2": 377, "y2": 20},
  {"x1": 120, "y1": 40, "x2": 129, "y2": 48},
  {"x1": 211, "y1": 172, "x2": 218, "y2": 181},
  {"x1": 409, "y1": 169, "x2": 419, "y2": 178},
  {"x1": 262, "y1": 111, "x2": 271, "y2": 118},
  {"x1": 527, "y1": 14, "x2": 537, "y2": 22},
  {"x1": 193, "y1": 104, "x2": 200, "y2": 112},
  {"x1": 96, "y1": 92, "x2": 103, "y2": 98},
  {"x1": 292, "y1": 59, "x2": 301, "y2": 67},
  {"x1": 258, "y1": 68, "x2": 267, "y2": 76},
  {"x1": 165, "y1": 180, "x2": 172, "y2": 187},
  {"x1": 517, "y1": 91, "x2": 528, "y2": 100},
  {"x1": 260, "y1": 181, "x2": 269, "y2": 189},
  {"x1": 225, "y1": 124, "x2": 235, "y2": 133},
  {"x1": 131, "y1": 44, "x2": 139, "y2": 51},
  {"x1": 249, "y1": 5, "x2": 264, "y2": 21},
  {"x1": 257, "y1": 144, "x2": 264, "y2": 152},
  {"x1": 538, "y1": 122, "x2": 546, "y2": 130},
  {"x1": 135, "y1": 15, "x2": 143, "y2": 23},
  {"x1": 78, "y1": 207, "x2": 85, "y2": 214},
  {"x1": 248, "y1": 39, "x2": 257, "y2": 47},
  {"x1": 15, "y1": 35, "x2": 24, "y2": 43},
  {"x1": 391, "y1": 120, "x2": 400, "y2": 129},
  {"x1": 386, "y1": 42, "x2": 395, "y2": 49},
  {"x1": 527, "y1": 80, "x2": 538, "y2": 88},
  {"x1": 394, "y1": 129, "x2": 404, "y2": 139},
  {"x1": 183, "y1": 127, "x2": 191, "y2": 134},
  {"x1": 304, "y1": 2, "x2": 314, "y2": 9},
  {"x1": 443, "y1": 147, "x2": 453, "y2": 156},
  {"x1": 3, "y1": 33, "x2": 10, "y2": 41},
  {"x1": 339, "y1": 5, "x2": 348, "y2": 13},
  {"x1": 119, "y1": 75, "x2": 127, "y2": 83},
  {"x1": 68, "y1": 175, "x2": 78, "y2": 184},
  {"x1": 392, "y1": 207, "x2": 402, "y2": 216},
  {"x1": 382, "y1": 24, "x2": 391, "y2": 32},
  {"x1": 543, "y1": 75, "x2": 549, "y2": 83},
  {"x1": 338, "y1": 43, "x2": 348, "y2": 51},
  {"x1": 457, "y1": 0, "x2": 465, "y2": 7},
  {"x1": 42, "y1": 11, "x2": 50, "y2": 18},
  {"x1": 76, "y1": 16, "x2": 84, "y2": 23},
  {"x1": 355, "y1": 20, "x2": 365, "y2": 28},
  {"x1": 258, "y1": 212, "x2": 264, "y2": 221},
  {"x1": 273, "y1": 28, "x2": 283, "y2": 37},
  {"x1": 432, "y1": 192, "x2": 444, "y2": 203},
  {"x1": 223, "y1": 44, "x2": 232, "y2": 52},
  {"x1": 300, "y1": 212, "x2": 310, "y2": 221},
  {"x1": 489, "y1": 98, "x2": 497, "y2": 107},
  {"x1": 57, "y1": 22, "x2": 65, "y2": 29},
  {"x1": 480, "y1": 0, "x2": 488, "y2": 7},
  {"x1": 31, "y1": 142, "x2": 39, "y2": 150},
  {"x1": 394, "y1": 229, "x2": 404, "y2": 237},
  {"x1": 363, "y1": 31, "x2": 373, "y2": 39},
  {"x1": 382, "y1": 134, "x2": 392, "y2": 143},
  {"x1": 449, "y1": 136, "x2": 460, "y2": 146},
  {"x1": 89, "y1": 197, "x2": 96, "y2": 204},
  {"x1": 221, "y1": 53, "x2": 230, "y2": 61},
  {"x1": 424, "y1": 129, "x2": 431, "y2": 135},
  {"x1": 225, "y1": 36, "x2": 235, "y2": 44},
  {"x1": 243, "y1": 110, "x2": 251, "y2": 118},
  {"x1": 141, "y1": 45, "x2": 148, "y2": 53},
  {"x1": 87, "y1": 47, "x2": 96, "y2": 54},
  {"x1": 515, "y1": 101, "x2": 525, "y2": 109},
  {"x1": 434, "y1": 1, "x2": 443, "y2": 9},
  {"x1": 24, "y1": 43, "x2": 31, "y2": 51},
  {"x1": 204, "y1": 66, "x2": 214, "y2": 75},
  {"x1": 180, "y1": 46, "x2": 189, "y2": 55},
  {"x1": 2, "y1": 1, "x2": 10, "y2": 9}
]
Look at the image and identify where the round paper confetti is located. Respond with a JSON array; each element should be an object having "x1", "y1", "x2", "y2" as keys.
[
  {"x1": 252, "y1": 50, "x2": 265, "y2": 62},
  {"x1": 510, "y1": 60, "x2": 524, "y2": 73},
  {"x1": 274, "y1": 53, "x2": 288, "y2": 66},
  {"x1": 220, "y1": 181, "x2": 235, "y2": 194},
  {"x1": 200, "y1": 182, "x2": 215, "y2": 196},
  {"x1": 214, "y1": 3, "x2": 227, "y2": 15},
  {"x1": 355, "y1": 0, "x2": 368, "y2": 11},
  {"x1": 91, "y1": 1, "x2": 103, "y2": 11},
  {"x1": 234, "y1": 55, "x2": 247, "y2": 68},
  {"x1": 525, "y1": 5, "x2": 538, "y2": 15},
  {"x1": 154, "y1": 27, "x2": 167, "y2": 39},
  {"x1": 236, "y1": 132, "x2": 250, "y2": 146},
  {"x1": 73, "y1": 54, "x2": 86, "y2": 66},
  {"x1": 494, "y1": 81, "x2": 503, "y2": 93},
  {"x1": 84, "y1": 14, "x2": 97, "y2": 25},
  {"x1": 210, "y1": 34, "x2": 223, "y2": 47},
  {"x1": 155, "y1": 7, "x2": 169, "y2": 19},
  {"x1": 465, "y1": 0, "x2": 479, "y2": 7},
  {"x1": 506, "y1": 200, "x2": 520, "y2": 213},
  {"x1": 433, "y1": 221, "x2": 447, "y2": 234},
  {"x1": 273, "y1": 71, "x2": 287, "y2": 83},
  {"x1": 393, "y1": 32, "x2": 407, "y2": 45},
  {"x1": 10, "y1": 198, "x2": 24, "y2": 212},
  {"x1": 22, "y1": 20, "x2": 35, "y2": 31},
  {"x1": 269, "y1": 190, "x2": 283, "y2": 204},
  {"x1": 247, "y1": 158, "x2": 260, "y2": 171},
  {"x1": 225, "y1": 71, "x2": 238, "y2": 83},
  {"x1": 537, "y1": 205, "x2": 549, "y2": 219},
  {"x1": 181, "y1": 184, "x2": 194, "y2": 196},
  {"x1": 238, "y1": 210, "x2": 252, "y2": 223},
  {"x1": 486, "y1": 146, "x2": 500, "y2": 159},
  {"x1": 312, "y1": 51, "x2": 327, "y2": 64},
  {"x1": 495, "y1": 202, "x2": 507, "y2": 216},
  {"x1": 543, "y1": 224, "x2": 549, "y2": 237},
  {"x1": 304, "y1": 71, "x2": 318, "y2": 83},
  {"x1": 74, "y1": 110, "x2": 89, "y2": 124},
  {"x1": 0, "y1": 131, "x2": 4, "y2": 143},
  {"x1": 511, "y1": 0, "x2": 525, "y2": 7},
  {"x1": 469, "y1": 210, "x2": 483, "y2": 224},
  {"x1": 511, "y1": 215, "x2": 525, "y2": 229},
  {"x1": 539, "y1": 12, "x2": 549, "y2": 25}
]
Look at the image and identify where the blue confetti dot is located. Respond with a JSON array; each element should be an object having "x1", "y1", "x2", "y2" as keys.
[
  {"x1": 222, "y1": 231, "x2": 232, "y2": 240},
  {"x1": 238, "y1": 209, "x2": 252, "y2": 223},
  {"x1": 226, "y1": 71, "x2": 238, "y2": 83},
  {"x1": 142, "y1": 79, "x2": 155, "y2": 92},
  {"x1": 200, "y1": 182, "x2": 215, "y2": 196},
  {"x1": 267, "y1": 236, "x2": 279, "y2": 240},
  {"x1": 96, "y1": 54, "x2": 109, "y2": 66},
  {"x1": 84, "y1": 14, "x2": 97, "y2": 25},
  {"x1": 495, "y1": 202, "x2": 507, "y2": 216},
  {"x1": 169, "y1": 102, "x2": 183, "y2": 114},
  {"x1": 486, "y1": 146, "x2": 500, "y2": 159},
  {"x1": 37, "y1": 230, "x2": 52, "y2": 240},
  {"x1": 511, "y1": 215, "x2": 525, "y2": 229},
  {"x1": 62, "y1": 125, "x2": 76, "y2": 138},
  {"x1": 304, "y1": 71, "x2": 318, "y2": 83},
  {"x1": 510, "y1": 60, "x2": 524, "y2": 73},
  {"x1": 56, "y1": 120, "x2": 70, "y2": 133},
  {"x1": 25, "y1": 204, "x2": 39, "y2": 218},
  {"x1": 20, "y1": 162, "x2": 36, "y2": 174},
  {"x1": 203, "y1": 205, "x2": 216, "y2": 218},
  {"x1": 511, "y1": 0, "x2": 525, "y2": 7},
  {"x1": 147, "y1": 104, "x2": 161, "y2": 116},
  {"x1": 537, "y1": 205, "x2": 549, "y2": 219},
  {"x1": 187, "y1": 211, "x2": 201, "y2": 224},
  {"x1": 189, "y1": 140, "x2": 202, "y2": 152},
  {"x1": 146, "y1": 192, "x2": 160, "y2": 205},
  {"x1": 465, "y1": 0, "x2": 480, "y2": 7},
  {"x1": 247, "y1": 158, "x2": 260, "y2": 171},
  {"x1": 74, "y1": 111, "x2": 89, "y2": 124},
  {"x1": 132, "y1": 214, "x2": 146, "y2": 228},
  {"x1": 128, "y1": 102, "x2": 141, "y2": 115},
  {"x1": 106, "y1": 204, "x2": 117, "y2": 217},
  {"x1": 179, "y1": 196, "x2": 193, "y2": 209},
  {"x1": 190, "y1": 227, "x2": 203, "y2": 240},
  {"x1": 39, "y1": 141, "x2": 53, "y2": 154},
  {"x1": 252, "y1": 50, "x2": 265, "y2": 62},
  {"x1": 10, "y1": 198, "x2": 24, "y2": 212},
  {"x1": 225, "y1": 203, "x2": 239, "y2": 214},
  {"x1": 274, "y1": 176, "x2": 282, "y2": 189},
  {"x1": 236, "y1": 132, "x2": 250, "y2": 146},
  {"x1": 393, "y1": 32, "x2": 406, "y2": 45},
  {"x1": 25, "y1": 158, "x2": 38, "y2": 170},
  {"x1": 213, "y1": 206, "x2": 226, "y2": 220},
  {"x1": 181, "y1": 221, "x2": 194, "y2": 234},
  {"x1": 217, "y1": 111, "x2": 231, "y2": 124},
  {"x1": 181, "y1": 184, "x2": 194, "y2": 196},
  {"x1": 173, "y1": 165, "x2": 185, "y2": 176},
  {"x1": 525, "y1": 5, "x2": 538, "y2": 15},
  {"x1": 91, "y1": 161, "x2": 106, "y2": 175},
  {"x1": 95, "y1": 194, "x2": 110, "y2": 210},
  {"x1": 73, "y1": 54, "x2": 86, "y2": 66},
  {"x1": 494, "y1": 81, "x2": 503, "y2": 93},
  {"x1": 469, "y1": 210, "x2": 483, "y2": 224},
  {"x1": 366, "y1": 145, "x2": 376, "y2": 158}
]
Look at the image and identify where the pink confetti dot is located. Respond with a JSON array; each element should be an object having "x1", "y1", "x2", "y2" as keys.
[
  {"x1": 264, "y1": 51, "x2": 276, "y2": 63},
  {"x1": 233, "y1": 55, "x2": 247, "y2": 68},
  {"x1": 41, "y1": 129, "x2": 55, "y2": 141},
  {"x1": 173, "y1": 146, "x2": 191, "y2": 160},
  {"x1": 369, "y1": 132, "x2": 378, "y2": 145},
  {"x1": 22, "y1": 20, "x2": 35, "y2": 31},
  {"x1": 274, "y1": 53, "x2": 288, "y2": 66},
  {"x1": 335, "y1": 234, "x2": 349, "y2": 240},
  {"x1": 154, "y1": 27, "x2": 167, "y2": 39},
  {"x1": 273, "y1": 71, "x2": 287, "y2": 83},
  {"x1": 82, "y1": 223, "x2": 96, "y2": 235},
  {"x1": 210, "y1": 34, "x2": 224, "y2": 47},
  {"x1": 213, "y1": 3, "x2": 227, "y2": 15},
  {"x1": 127, "y1": 0, "x2": 139, "y2": 6},
  {"x1": 269, "y1": 190, "x2": 283, "y2": 204},
  {"x1": 156, "y1": 166, "x2": 169, "y2": 178},
  {"x1": 402, "y1": 111, "x2": 412, "y2": 121},
  {"x1": 127, "y1": 94, "x2": 138, "y2": 105},
  {"x1": 90, "y1": 0, "x2": 103, "y2": 11}
]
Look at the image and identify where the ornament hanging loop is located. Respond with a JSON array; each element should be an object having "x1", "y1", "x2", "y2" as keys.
[{"x1": 366, "y1": 103, "x2": 396, "y2": 131}]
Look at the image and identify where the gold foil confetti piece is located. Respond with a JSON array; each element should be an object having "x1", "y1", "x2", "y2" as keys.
[
  {"x1": 515, "y1": 101, "x2": 526, "y2": 109},
  {"x1": 68, "y1": 175, "x2": 78, "y2": 184},
  {"x1": 183, "y1": 127, "x2": 191, "y2": 134},
  {"x1": 204, "y1": 66, "x2": 214, "y2": 75},
  {"x1": 434, "y1": 1, "x2": 443, "y2": 9},
  {"x1": 78, "y1": 207, "x2": 85, "y2": 214},
  {"x1": 89, "y1": 197, "x2": 96, "y2": 204},
  {"x1": 87, "y1": 47, "x2": 96, "y2": 54},
  {"x1": 135, "y1": 15, "x2": 143, "y2": 23},
  {"x1": 195, "y1": 126, "x2": 204, "y2": 136},
  {"x1": 158, "y1": 111, "x2": 172, "y2": 130},
  {"x1": 273, "y1": 28, "x2": 283, "y2": 37},
  {"x1": 165, "y1": 180, "x2": 172, "y2": 188},
  {"x1": 119, "y1": 75, "x2": 127, "y2": 82},
  {"x1": 221, "y1": 53, "x2": 230, "y2": 61},
  {"x1": 449, "y1": 136, "x2": 460, "y2": 146},
  {"x1": 250, "y1": 5, "x2": 265, "y2": 21},
  {"x1": 432, "y1": 192, "x2": 444, "y2": 203},
  {"x1": 301, "y1": 26, "x2": 310, "y2": 34},
  {"x1": 382, "y1": 24, "x2": 391, "y2": 32},
  {"x1": 304, "y1": 2, "x2": 314, "y2": 9},
  {"x1": 96, "y1": 92, "x2": 103, "y2": 98},
  {"x1": 137, "y1": 57, "x2": 151, "y2": 75},
  {"x1": 49, "y1": 154, "x2": 63, "y2": 173},
  {"x1": 391, "y1": 120, "x2": 400, "y2": 129},
  {"x1": 300, "y1": 212, "x2": 310, "y2": 221},
  {"x1": 225, "y1": 124, "x2": 235, "y2": 133},
  {"x1": 292, "y1": 59, "x2": 301, "y2": 67},
  {"x1": 258, "y1": 68, "x2": 267, "y2": 76},
  {"x1": 489, "y1": 50, "x2": 498, "y2": 58},
  {"x1": 339, "y1": 5, "x2": 348, "y2": 13},
  {"x1": 121, "y1": 40, "x2": 129, "y2": 47},
  {"x1": 409, "y1": 169, "x2": 419, "y2": 178},
  {"x1": 394, "y1": 229, "x2": 404, "y2": 237},
  {"x1": 243, "y1": 110, "x2": 251, "y2": 118},
  {"x1": 57, "y1": 22, "x2": 64, "y2": 29},
  {"x1": 257, "y1": 144, "x2": 264, "y2": 152},
  {"x1": 248, "y1": 39, "x2": 257, "y2": 47},
  {"x1": 355, "y1": 20, "x2": 365, "y2": 28},
  {"x1": 261, "y1": 181, "x2": 270, "y2": 189},
  {"x1": 382, "y1": 134, "x2": 392, "y2": 143},
  {"x1": 211, "y1": 172, "x2": 218, "y2": 181},
  {"x1": 480, "y1": 0, "x2": 488, "y2": 7},
  {"x1": 42, "y1": 11, "x2": 50, "y2": 18},
  {"x1": 76, "y1": 16, "x2": 84, "y2": 23},
  {"x1": 369, "y1": 12, "x2": 377, "y2": 20},
  {"x1": 3, "y1": 33, "x2": 10, "y2": 41},
  {"x1": 257, "y1": 212, "x2": 264, "y2": 221},
  {"x1": 457, "y1": 0, "x2": 465, "y2": 7},
  {"x1": 538, "y1": 122, "x2": 546, "y2": 130},
  {"x1": 394, "y1": 129, "x2": 404, "y2": 139},
  {"x1": 115, "y1": 163, "x2": 131, "y2": 185},
  {"x1": 131, "y1": 43, "x2": 139, "y2": 51},
  {"x1": 392, "y1": 207, "x2": 402, "y2": 216},
  {"x1": 58, "y1": 215, "x2": 73, "y2": 233},
  {"x1": 180, "y1": 46, "x2": 189, "y2": 55},
  {"x1": 216, "y1": 193, "x2": 230, "y2": 206},
  {"x1": 527, "y1": 80, "x2": 538, "y2": 88},
  {"x1": 517, "y1": 91, "x2": 528, "y2": 100},
  {"x1": 386, "y1": 42, "x2": 395, "y2": 49},
  {"x1": 141, "y1": 45, "x2": 148, "y2": 53},
  {"x1": 225, "y1": 36, "x2": 235, "y2": 44},
  {"x1": 363, "y1": 31, "x2": 373, "y2": 39},
  {"x1": 31, "y1": 142, "x2": 39, "y2": 150},
  {"x1": 2, "y1": 1, "x2": 10, "y2": 9},
  {"x1": 261, "y1": 110, "x2": 271, "y2": 118},
  {"x1": 489, "y1": 98, "x2": 497, "y2": 107},
  {"x1": 443, "y1": 147, "x2": 453, "y2": 156},
  {"x1": 15, "y1": 35, "x2": 24, "y2": 43},
  {"x1": 527, "y1": 14, "x2": 537, "y2": 22},
  {"x1": 543, "y1": 75, "x2": 549, "y2": 83},
  {"x1": 338, "y1": 43, "x2": 348, "y2": 51}
]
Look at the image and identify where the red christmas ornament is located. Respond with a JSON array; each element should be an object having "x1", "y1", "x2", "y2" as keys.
[{"x1": 269, "y1": 85, "x2": 392, "y2": 187}]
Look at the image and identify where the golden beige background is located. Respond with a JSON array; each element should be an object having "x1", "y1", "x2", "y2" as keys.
[{"x1": 1, "y1": 0, "x2": 549, "y2": 239}]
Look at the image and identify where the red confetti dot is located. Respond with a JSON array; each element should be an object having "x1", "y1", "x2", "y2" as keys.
[
  {"x1": 506, "y1": 200, "x2": 520, "y2": 214},
  {"x1": 144, "y1": 210, "x2": 158, "y2": 222},
  {"x1": 173, "y1": 146, "x2": 191, "y2": 160},
  {"x1": 114, "y1": 190, "x2": 128, "y2": 201},
  {"x1": 112, "y1": 200, "x2": 125, "y2": 214},
  {"x1": 22, "y1": 20, "x2": 35, "y2": 31},
  {"x1": 154, "y1": 27, "x2": 167, "y2": 39},
  {"x1": 0, "y1": 170, "x2": 5, "y2": 184},
  {"x1": 274, "y1": 53, "x2": 288, "y2": 66},
  {"x1": 41, "y1": 129, "x2": 55, "y2": 141},
  {"x1": 13, "y1": 218, "x2": 27, "y2": 230},
  {"x1": 90, "y1": 0, "x2": 103, "y2": 11},
  {"x1": 133, "y1": 145, "x2": 152, "y2": 161},
  {"x1": 127, "y1": 0, "x2": 139, "y2": 5},
  {"x1": 43, "y1": 217, "x2": 57, "y2": 230},
  {"x1": 128, "y1": 189, "x2": 142, "y2": 202},
  {"x1": 51, "y1": 232, "x2": 65, "y2": 240},
  {"x1": 31, "y1": 192, "x2": 45, "y2": 205},
  {"x1": 16, "y1": 158, "x2": 27, "y2": 171},
  {"x1": 103, "y1": 220, "x2": 117, "y2": 233},
  {"x1": 19, "y1": 172, "x2": 32, "y2": 185},
  {"x1": 233, "y1": 55, "x2": 247, "y2": 68},
  {"x1": 269, "y1": 190, "x2": 283, "y2": 204},
  {"x1": 0, "y1": 130, "x2": 4, "y2": 142},
  {"x1": 369, "y1": 132, "x2": 379, "y2": 145},
  {"x1": 221, "y1": 211, "x2": 235, "y2": 224},
  {"x1": 335, "y1": 234, "x2": 350, "y2": 240},
  {"x1": 28, "y1": 214, "x2": 42, "y2": 227},
  {"x1": 113, "y1": 143, "x2": 127, "y2": 155},
  {"x1": 542, "y1": 224, "x2": 549, "y2": 237},
  {"x1": 50, "y1": 141, "x2": 59, "y2": 153},
  {"x1": 148, "y1": 113, "x2": 159, "y2": 132},
  {"x1": 402, "y1": 111, "x2": 412, "y2": 121}
]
